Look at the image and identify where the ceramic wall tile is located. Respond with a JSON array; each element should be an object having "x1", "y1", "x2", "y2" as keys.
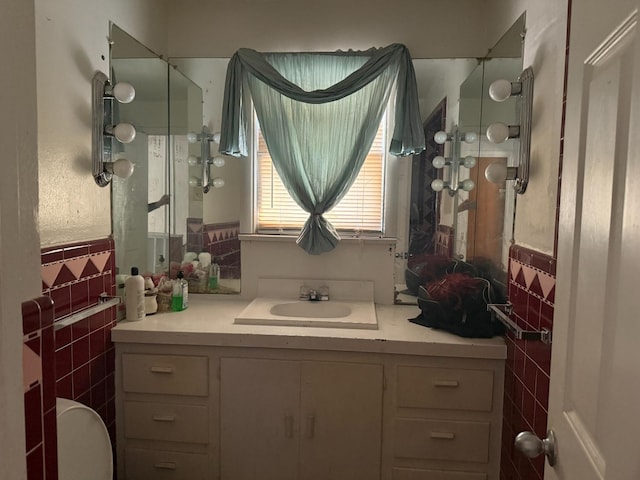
[
  {"x1": 501, "y1": 245, "x2": 556, "y2": 480},
  {"x1": 23, "y1": 238, "x2": 116, "y2": 480}
]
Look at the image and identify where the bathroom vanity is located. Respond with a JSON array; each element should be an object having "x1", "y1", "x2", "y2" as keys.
[{"x1": 112, "y1": 296, "x2": 506, "y2": 480}]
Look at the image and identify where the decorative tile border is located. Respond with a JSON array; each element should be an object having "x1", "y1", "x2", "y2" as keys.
[
  {"x1": 24, "y1": 237, "x2": 117, "y2": 480},
  {"x1": 501, "y1": 245, "x2": 555, "y2": 480},
  {"x1": 203, "y1": 221, "x2": 241, "y2": 279}
]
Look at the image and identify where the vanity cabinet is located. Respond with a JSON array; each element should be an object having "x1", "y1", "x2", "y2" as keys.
[
  {"x1": 388, "y1": 360, "x2": 502, "y2": 480},
  {"x1": 115, "y1": 337, "x2": 504, "y2": 480},
  {"x1": 116, "y1": 351, "x2": 215, "y2": 480},
  {"x1": 220, "y1": 357, "x2": 383, "y2": 480}
]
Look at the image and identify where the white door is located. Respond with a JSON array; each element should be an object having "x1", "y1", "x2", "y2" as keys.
[{"x1": 545, "y1": 0, "x2": 640, "y2": 478}]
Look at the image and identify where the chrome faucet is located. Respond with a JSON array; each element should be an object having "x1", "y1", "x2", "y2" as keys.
[{"x1": 299, "y1": 285, "x2": 329, "y2": 301}]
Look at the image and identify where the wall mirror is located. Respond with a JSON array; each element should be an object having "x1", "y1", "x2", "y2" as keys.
[
  {"x1": 110, "y1": 24, "x2": 214, "y2": 294},
  {"x1": 395, "y1": 14, "x2": 525, "y2": 305},
  {"x1": 111, "y1": 17, "x2": 523, "y2": 300}
]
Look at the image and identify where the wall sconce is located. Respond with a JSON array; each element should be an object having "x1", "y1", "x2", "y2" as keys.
[
  {"x1": 484, "y1": 66, "x2": 533, "y2": 194},
  {"x1": 187, "y1": 126, "x2": 225, "y2": 193},
  {"x1": 431, "y1": 126, "x2": 477, "y2": 196},
  {"x1": 92, "y1": 71, "x2": 137, "y2": 187}
]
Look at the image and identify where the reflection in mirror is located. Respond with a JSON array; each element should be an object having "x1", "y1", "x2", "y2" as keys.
[
  {"x1": 396, "y1": 14, "x2": 525, "y2": 305},
  {"x1": 111, "y1": 25, "x2": 234, "y2": 302},
  {"x1": 110, "y1": 24, "x2": 170, "y2": 281},
  {"x1": 169, "y1": 19, "x2": 524, "y2": 302}
]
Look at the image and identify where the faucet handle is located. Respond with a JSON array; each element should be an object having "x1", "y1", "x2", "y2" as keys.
[
  {"x1": 299, "y1": 285, "x2": 311, "y2": 300},
  {"x1": 318, "y1": 285, "x2": 330, "y2": 301}
]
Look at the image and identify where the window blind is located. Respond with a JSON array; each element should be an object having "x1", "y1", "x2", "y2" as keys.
[{"x1": 256, "y1": 121, "x2": 385, "y2": 232}]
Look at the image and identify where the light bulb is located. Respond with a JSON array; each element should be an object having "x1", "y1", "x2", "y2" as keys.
[
  {"x1": 489, "y1": 79, "x2": 514, "y2": 102},
  {"x1": 463, "y1": 156, "x2": 477, "y2": 168},
  {"x1": 463, "y1": 131, "x2": 478, "y2": 143},
  {"x1": 212, "y1": 132, "x2": 221, "y2": 144},
  {"x1": 486, "y1": 122, "x2": 510, "y2": 144},
  {"x1": 433, "y1": 131, "x2": 449, "y2": 144},
  {"x1": 212, "y1": 156, "x2": 225, "y2": 167},
  {"x1": 112, "y1": 82, "x2": 135, "y2": 103},
  {"x1": 110, "y1": 158, "x2": 135, "y2": 178},
  {"x1": 188, "y1": 176, "x2": 201, "y2": 187},
  {"x1": 187, "y1": 132, "x2": 198, "y2": 143},
  {"x1": 461, "y1": 178, "x2": 475, "y2": 191},
  {"x1": 113, "y1": 123, "x2": 136, "y2": 143},
  {"x1": 211, "y1": 177, "x2": 225, "y2": 188},
  {"x1": 187, "y1": 155, "x2": 200, "y2": 167},
  {"x1": 431, "y1": 179, "x2": 445, "y2": 192},
  {"x1": 485, "y1": 162, "x2": 508, "y2": 183},
  {"x1": 432, "y1": 156, "x2": 446, "y2": 169}
]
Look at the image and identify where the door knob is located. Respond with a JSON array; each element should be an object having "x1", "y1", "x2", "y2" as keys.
[{"x1": 514, "y1": 430, "x2": 557, "y2": 466}]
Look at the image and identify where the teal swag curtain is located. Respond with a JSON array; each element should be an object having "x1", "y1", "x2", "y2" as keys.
[{"x1": 220, "y1": 44, "x2": 425, "y2": 254}]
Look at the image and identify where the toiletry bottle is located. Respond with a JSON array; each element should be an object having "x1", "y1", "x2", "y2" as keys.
[
  {"x1": 125, "y1": 267, "x2": 145, "y2": 321},
  {"x1": 172, "y1": 271, "x2": 189, "y2": 311},
  {"x1": 208, "y1": 259, "x2": 220, "y2": 290}
]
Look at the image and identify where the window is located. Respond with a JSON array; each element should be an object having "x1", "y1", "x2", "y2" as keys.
[{"x1": 255, "y1": 118, "x2": 386, "y2": 233}]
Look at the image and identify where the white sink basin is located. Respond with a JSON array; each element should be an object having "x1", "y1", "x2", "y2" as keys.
[
  {"x1": 235, "y1": 298, "x2": 378, "y2": 329},
  {"x1": 270, "y1": 301, "x2": 351, "y2": 318}
]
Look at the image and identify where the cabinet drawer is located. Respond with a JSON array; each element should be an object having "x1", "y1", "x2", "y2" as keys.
[
  {"x1": 122, "y1": 354, "x2": 208, "y2": 396},
  {"x1": 125, "y1": 448, "x2": 209, "y2": 480},
  {"x1": 394, "y1": 418, "x2": 490, "y2": 463},
  {"x1": 396, "y1": 366, "x2": 493, "y2": 412},
  {"x1": 124, "y1": 401, "x2": 209, "y2": 444},
  {"x1": 393, "y1": 467, "x2": 487, "y2": 480}
]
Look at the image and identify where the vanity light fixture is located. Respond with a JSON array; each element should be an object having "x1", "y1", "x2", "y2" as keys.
[
  {"x1": 430, "y1": 127, "x2": 477, "y2": 195},
  {"x1": 92, "y1": 71, "x2": 137, "y2": 187},
  {"x1": 187, "y1": 126, "x2": 224, "y2": 193},
  {"x1": 484, "y1": 66, "x2": 533, "y2": 194}
]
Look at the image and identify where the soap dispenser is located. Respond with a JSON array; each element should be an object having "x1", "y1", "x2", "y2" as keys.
[{"x1": 171, "y1": 271, "x2": 189, "y2": 311}]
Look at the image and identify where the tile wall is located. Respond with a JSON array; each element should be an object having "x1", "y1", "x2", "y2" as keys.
[
  {"x1": 202, "y1": 221, "x2": 241, "y2": 279},
  {"x1": 23, "y1": 238, "x2": 117, "y2": 480},
  {"x1": 500, "y1": 245, "x2": 555, "y2": 480}
]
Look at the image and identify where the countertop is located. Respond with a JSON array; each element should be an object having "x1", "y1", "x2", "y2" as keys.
[{"x1": 112, "y1": 295, "x2": 506, "y2": 360}]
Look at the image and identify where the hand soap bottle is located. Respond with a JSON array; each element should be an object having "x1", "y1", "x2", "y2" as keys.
[
  {"x1": 208, "y1": 259, "x2": 220, "y2": 291},
  {"x1": 171, "y1": 270, "x2": 189, "y2": 311}
]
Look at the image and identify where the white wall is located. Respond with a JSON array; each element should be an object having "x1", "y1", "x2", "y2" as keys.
[
  {"x1": 240, "y1": 238, "x2": 396, "y2": 304},
  {"x1": 1, "y1": 1, "x2": 41, "y2": 477},
  {"x1": 35, "y1": 0, "x2": 171, "y2": 247},
  {"x1": 167, "y1": 0, "x2": 491, "y2": 59},
  {"x1": 0, "y1": 0, "x2": 171, "y2": 474},
  {"x1": 485, "y1": 0, "x2": 568, "y2": 255}
]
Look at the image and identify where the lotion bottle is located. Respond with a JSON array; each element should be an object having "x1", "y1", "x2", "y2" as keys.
[{"x1": 125, "y1": 267, "x2": 145, "y2": 321}]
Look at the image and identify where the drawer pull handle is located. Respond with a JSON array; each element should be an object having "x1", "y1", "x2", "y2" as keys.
[
  {"x1": 152, "y1": 415, "x2": 176, "y2": 422},
  {"x1": 154, "y1": 462, "x2": 177, "y2": 470},
  {"x1": 305, "y1": 415, "x2": 315, "y2": 439},
  {"x1": 284, "y1": 415, "x2": 294, "y2": 439},
  {"x1": 430, "y1": 431, "x2": 456, "y2": 440},
  {"x1": 150, "y1": 366, "x2": 174, "y2": 374},
  {"x1": 433, "y1": 380, "x2": 459, "y2": 388}
]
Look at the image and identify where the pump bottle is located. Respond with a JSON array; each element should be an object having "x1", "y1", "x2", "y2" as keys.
[{"x1": 125, "y1": 267, "x2": 145, "y2": 321}]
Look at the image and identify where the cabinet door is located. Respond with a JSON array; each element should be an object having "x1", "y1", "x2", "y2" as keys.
[
  {"x1": 220, "y1": 358, "x2": 300, "y2": 480},
  {"x1": 300, "y1": 362, "x2": 383, "y2": 480}
]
